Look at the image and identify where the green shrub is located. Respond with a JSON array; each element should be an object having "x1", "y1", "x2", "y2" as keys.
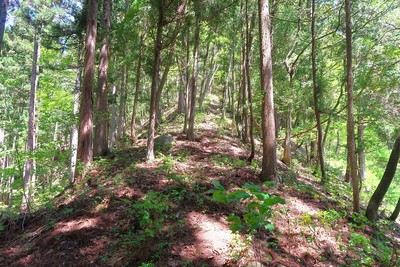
[{"x1": 210, "y1": 180, "x2": 285, "y2": 232}]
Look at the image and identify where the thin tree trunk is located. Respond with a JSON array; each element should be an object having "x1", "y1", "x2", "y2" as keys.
[
  {"x1": 222, "y1": 47, "x2": 233, "y2": 120},
  {"x1": 366, "y1": 135, "x2": 400, "y2": 221},
  {"x1": 389, "y1": 197, "x2": 400, "y2": 221},
  {"x1": 146, "y1": 2, "x2": 164, "y2": 160},
  {"x1": 76, "y1": 0, "x2": 98, "y2": 181},
  {"x1": 246, "y1": 4, "x2": 256, "y2": 163},
  {"x1": 345, "y1": 0, "x2": 360, "y2": 213},
  {"x1": 117, "y1": 67, "x2": 126, "y2": 140},
  {"x1": 187, "y1": 3, "x2": 200, "y2": 141},
  {"x1": 258, "y1": 0, "x2": 277, "y2": 182},
  {"x1": 21, "y1": 29, "x2": 40, "y2": 212},
  {"x1": 335, "y1": 129, "x2": 340, "y2": 155},
  {"x1": 311, "y1": 0, "x2": 326, "y2": 182},
  {"x1": 109, "y1": 84, "x2": 117, "y2": 148},
  {"x1": 282, "y1": 108, "x2": 292, "y2": 165},
  {"x1": 69, "y1": 46, "x2": 82, "y2": 183},
  {"x1": 182, "y1": 21, "x2": 190, "y2": 133},
  {"x1": 155, "y1": 63, "x2": 171, "y2": 125},
  {"x1": 358, "y1": 120, "x2": 366, "y2": 182},
  {"x1": 130, "y1": 30, "x2": 145, "y2": 143},
  {"x1": 0, "y1": 0, "x2": 7, "y2": 53},
  {"x1": 94, "y1": 0, "x2": 112, "y2": 157},
  {"x1": 0, "y1": 127, "x2": 5, "y2": 202}
]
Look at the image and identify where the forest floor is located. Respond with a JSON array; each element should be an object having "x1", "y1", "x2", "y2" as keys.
[{"x1": 1, "y1": 100, "x2": 399, "y2": 267}]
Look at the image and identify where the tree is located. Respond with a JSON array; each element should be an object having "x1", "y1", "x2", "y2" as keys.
[
  {"x1": 311, "y1": 0, "x2": 326, "y2": 182},
  {"x1": 389, "y1": 197, "x2": 399, "y2": 221},
  {"x1": 0, "y1": 0, "x2": 7, "y2": 53},
  {"x1": 21, "y1": 28, "x2": 40, "y2": 213},
  {"x1": 366, "y1": 135, "x2": 400, "y2": 221},
  {"x1": 130, "y1": 28, "x2": 145, "y2": 143},
  {"x1": 76, "y1": 0, "x2": 98, "y2": 179},
  {"x1": 146, "y1": 1, "x2": 164, "y2": 161},
  {"x1": 187, "y1": 0, "x2": 200, "y2": 141},
  {"x1": 93, "y1": 0, "x2": 112, "y2": 157},
  {"x1": 345, "y1": 0, "x2": 360, "y2": 213},
  {"x1": 258, "y1": 0, "x2": 277, "y2": 182}
]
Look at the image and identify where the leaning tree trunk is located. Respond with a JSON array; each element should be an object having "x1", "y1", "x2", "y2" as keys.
[
  {"x1": 258, "y1": 0, "x2": 277, "y2": 182},
  {"x1": 187, "y1": 4, "x2": 200, "y2": 141},
  {"x1": 389, "y1": 197, "x2": 400, "y2": 221},
  {"x1": 366, "y1": 135, "x2": 400, "y2": 221},
  {"x1": 21, "y1": 29, "x2": 40, "y2": 213},
  {"x1": 146, "y1": 1, "x2": 164, "y2": 160},
  {"x1": 345, "y1": 0, "x2": 359, "y2": 213},
  {"x1": 93, "y1": 0, "x2": 112, "y2": 157},
  {"x1": 76, "y1": 0, "x2": 98, "y2": 181}
]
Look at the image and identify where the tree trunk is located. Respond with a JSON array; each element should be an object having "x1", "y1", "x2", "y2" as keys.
[
  {"x1": 366, "y1": 135, "x2": 400, "y2": 221},
  {"x1": 109, "y1": 84, "x2": 117, "y2": 148},
  {"x1": 358, "y1": 121, "x2": 366, "y2": 182},
  {"x1": 0, "y1": 0, "x2": 7, "y2": 53},
  {"x1": 258, "y1": 0, "x2": 277, "y2": 182},
  {"x1": 93, "y1": 0, "x2": 112, "y2": 157},
  {"x1": 22, "y1": 29, "x2": 40, "y2": 212},
  {"x1": 345, "y1": 0, "x2": 359, "y2": 213},
  {"x1": 282, "y1": 108, "x2": 292, "y2": 165},
  {"x1": 146, "y1": 2, "x2": 164, "y2": 160},
  {"x1": 155, "y1": 63, "x2": 171, "y2": 125},
  {"x1": 222, "y1": 47, "x2": 233, "y2": 120},
  {"x1": 117, "y1": 67, "x2": 127, "y2": 141},
  {"x1": 246, "y1": 5, "x2": 256, "y2": 163},
  {"x1": 182, "y1": 21, "x2": 190, "y2": 133},
  {"x1": 311, "y1": 0, "x2": 326, "y2": 182},
  {"x1": 130, "y1": 30, "x2": 145, "y2": 143},
  {"x1": 70, "y1": 47, "x2": 82, "y2": 182},
  {"x1": 389, "y1": 197, "x2": 400, "y2": 221},
  {"x1": 187, "y1": 3, "x2": 200, "y2": 141},
  {"x1": 76, "y1": 0, "x2": 98, "y2": 181}
]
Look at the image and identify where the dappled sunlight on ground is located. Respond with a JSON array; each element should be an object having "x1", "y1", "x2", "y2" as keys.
[{"x1": 179, "y1": 211, "x2": 232, "y2": 265}]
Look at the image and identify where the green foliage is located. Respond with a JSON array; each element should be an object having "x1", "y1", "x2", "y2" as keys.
[
  {"x1": 211, "y1": 155, "x2": 247, "y2": 168},
  {"x1": 210, "y1": 180, "x2": 285, "y2": 233},
  {"x1": 316, "y1": 209, "x2": 346, "y2": 228}
]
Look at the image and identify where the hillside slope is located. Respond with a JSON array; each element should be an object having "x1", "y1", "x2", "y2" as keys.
[{"x1": 1, "y1": 104, "x2": 399, "y2": 267}]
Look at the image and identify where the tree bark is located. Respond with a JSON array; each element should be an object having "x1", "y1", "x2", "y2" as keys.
[
  {"x1": 76, "y1": 0, "x2": 98, "y2": 180},
  {"x1": 94, "y1": 0, "x2": 112, "y2": 157},
  {"x1": 130, "y1": 30, "x2": 145, "y2": 143},
  {"x1": 117, "y1": 67, "x2": 127, "y2": 141},
  {"x1": 345, "y1": 0, "x2": 360, "y2": 213},
  {"x1": 258, "y1": 0, "x2": 277, "y2": 182},
  {"x1": 358, "y1": 121, "x2": 366, "y2": 182},
  {"x1": 22, "y1": 29, "x2": 40, "y2": 212},
  {"x1": 0, "y1": 0, "x2": 7, "y2": 53},
  {"x1": 222, "y1": 47, "x2": 233, "y2": 120},
  {"x1": 311, "y1": 0, "x2": 326, "y2": 182},
  {"x1": 366, "y1": 135, "x2": 400, "y2": 221},
  {"x1": 246, "y1": 4, "x2": 256, "y2": 163},
  {"x1": 389, "y1": 197, "x2": 400, "y2": 221},
  {"x1": 155, "y1": 63, "x2": 171, "y2": 125},
  {"x1": 109, "y1": 84, "x2": 117, "y2": 148},
  {"x1": 146, "y1": 1, "x2": 164, "y2": 160},
  {"x1": 187, "y1": 2, "x2": 200, "y2": 141},
  {"x1": 282, "y1": 108, "x2": 292, "y2": 165},
  {"x1": 70, "y1": 46, "x2": 82, "y2": 183}
]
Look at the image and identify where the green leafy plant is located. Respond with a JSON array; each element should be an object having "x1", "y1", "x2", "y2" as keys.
[{"x1": 210, "y1": 180, "x2": 285, "y2": 232}]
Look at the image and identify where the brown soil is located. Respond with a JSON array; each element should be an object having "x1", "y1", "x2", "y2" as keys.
[{"x1": 1, "y1": 110, "x2": 399, "y2": 267}]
